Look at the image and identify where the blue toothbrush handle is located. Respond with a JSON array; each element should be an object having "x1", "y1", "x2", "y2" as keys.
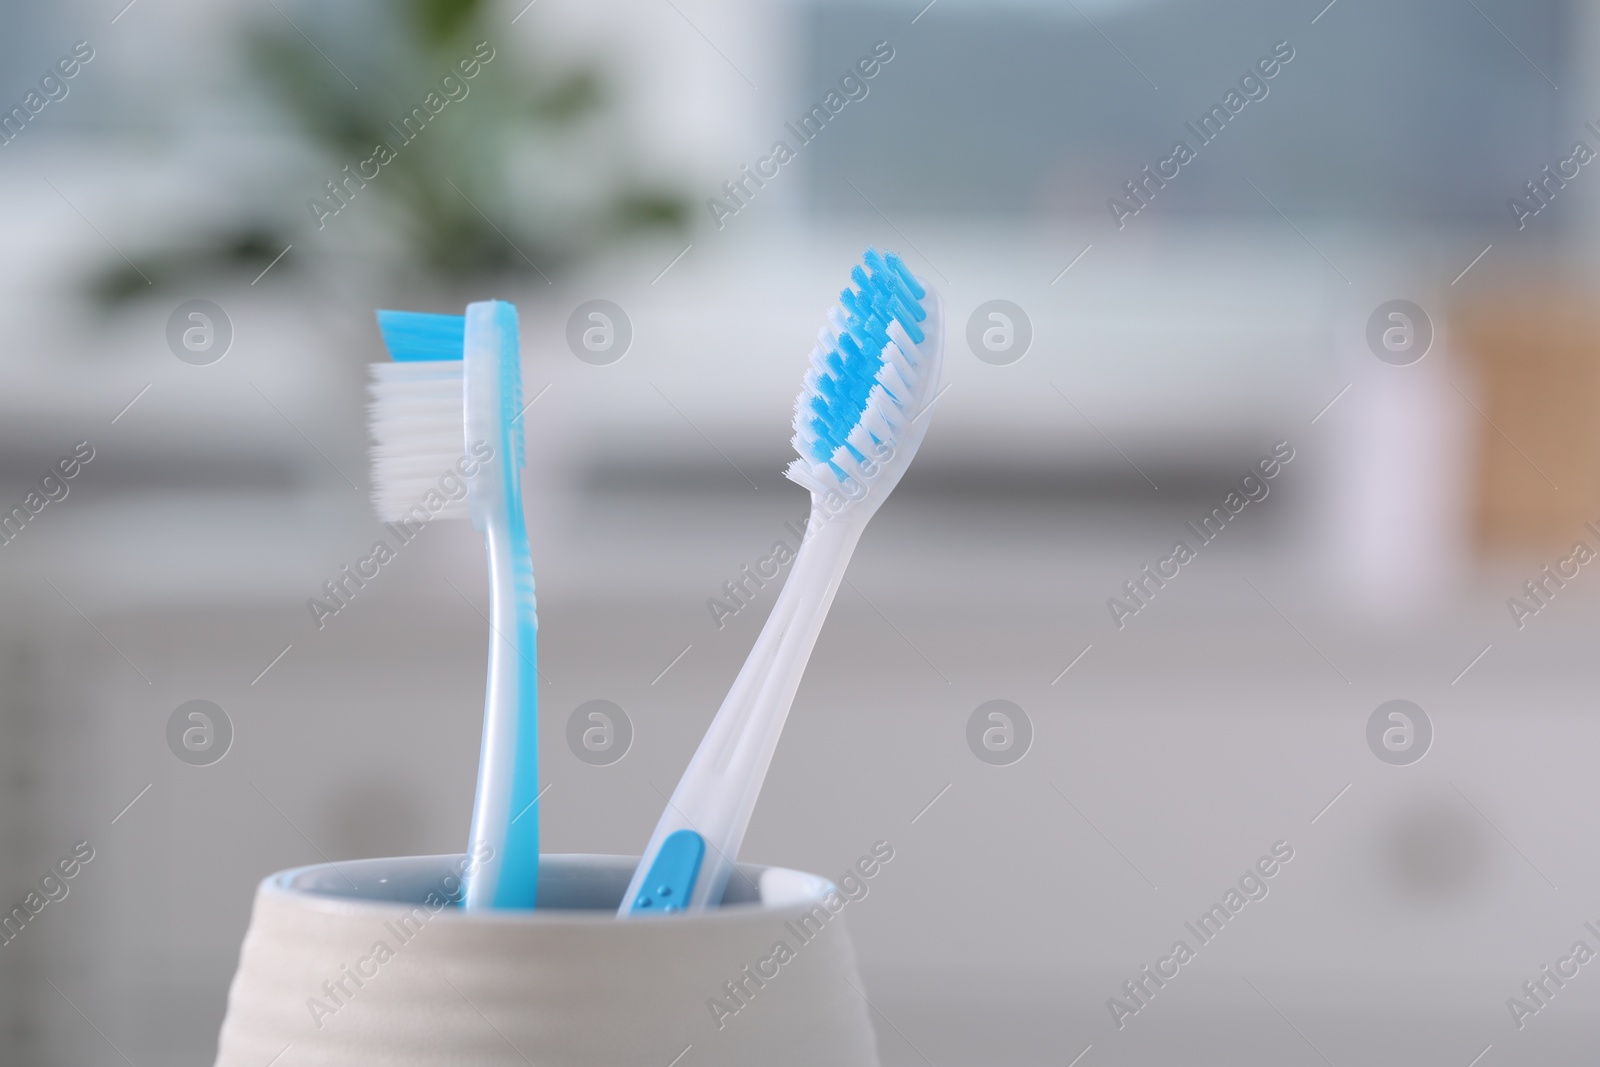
[
  {"x1": 464, "y1": 476, "x2": 540, "y2": 908},
  {"x1": 499, "y1": 511, "x2": 542, "y2": 906},
  {"x1": 461, "y1": 300, "x2": 540, "y2": 910}
]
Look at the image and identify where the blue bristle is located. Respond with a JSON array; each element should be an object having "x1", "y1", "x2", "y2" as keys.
[
  {"x1": 806, "y1": 248, "x2": 926, "y2": 463},
  {"x1": 376, "y1": 309, "x2": 466, "y2": 361},
  {"x1": 836, "y1": 332, "x2": 865, "y2": 370},
  {"x1": 800, "y1": 252, "x2": 928, "y2": 470},
  {"x1": 886, "y1": 252, "x2": 926, "y2": 300}
]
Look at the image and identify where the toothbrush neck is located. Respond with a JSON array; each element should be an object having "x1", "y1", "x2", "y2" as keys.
[{"x1": 791, "y1": 509, "x2": 865, "y2": 594}]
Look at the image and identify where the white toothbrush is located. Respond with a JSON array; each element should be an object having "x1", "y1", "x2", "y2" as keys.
[{"x1": 620, "y1": 249, "x2": 944, "y2": 915}]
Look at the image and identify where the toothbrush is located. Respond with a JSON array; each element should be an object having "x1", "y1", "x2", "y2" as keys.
[
  {"x1": 368, "y1": 300, "x2": 541, "y2": 909},
  {"x1": 619, "y1": 249, "x2": 943, "y2": 916}
]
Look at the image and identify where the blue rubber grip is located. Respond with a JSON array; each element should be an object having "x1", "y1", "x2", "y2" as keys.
[{"x1": 629, "y1": 830, "x2": 705, "y2": 914}]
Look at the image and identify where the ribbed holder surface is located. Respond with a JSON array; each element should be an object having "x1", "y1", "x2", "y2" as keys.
[{"x1": 213, "y1": 854, "x2": 881, "y2": 1067}]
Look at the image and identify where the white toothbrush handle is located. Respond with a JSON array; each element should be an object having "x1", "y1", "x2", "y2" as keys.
[{"x1": 619, "y1": 510, "x2": 863, "y2": 914}]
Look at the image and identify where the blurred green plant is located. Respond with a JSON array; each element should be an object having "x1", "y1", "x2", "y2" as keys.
[{"x1": 91, "y1": 0, "x2": 685, "y2": 303}]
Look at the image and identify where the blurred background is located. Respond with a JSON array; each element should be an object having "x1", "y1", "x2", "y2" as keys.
[{"x1": 5, "y1": 0, "x2": 1600, "y2": 1063}]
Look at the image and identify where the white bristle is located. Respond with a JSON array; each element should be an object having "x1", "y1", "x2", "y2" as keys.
[
  {"x1": 367, "y1": 361, "x2": 470, "y2": 523},
  {"x1": 826, "y1": 307, "x2": 848, "y2": 340}
]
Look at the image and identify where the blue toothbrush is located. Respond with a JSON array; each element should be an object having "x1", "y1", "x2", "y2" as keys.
[{"x1": 368, "y1": 301, "x2": 540, "y2": 908}]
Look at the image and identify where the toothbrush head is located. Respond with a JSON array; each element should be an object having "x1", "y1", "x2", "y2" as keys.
[
  {"x1": 367, "y1": 310, "x2": 470, "y2": 523},
  {"x1": 369, "y1": 303, "x2": 526, "y2": 531},
  {"x1": 786, "y1": 249, "x2": 944, "y2": 505}
]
